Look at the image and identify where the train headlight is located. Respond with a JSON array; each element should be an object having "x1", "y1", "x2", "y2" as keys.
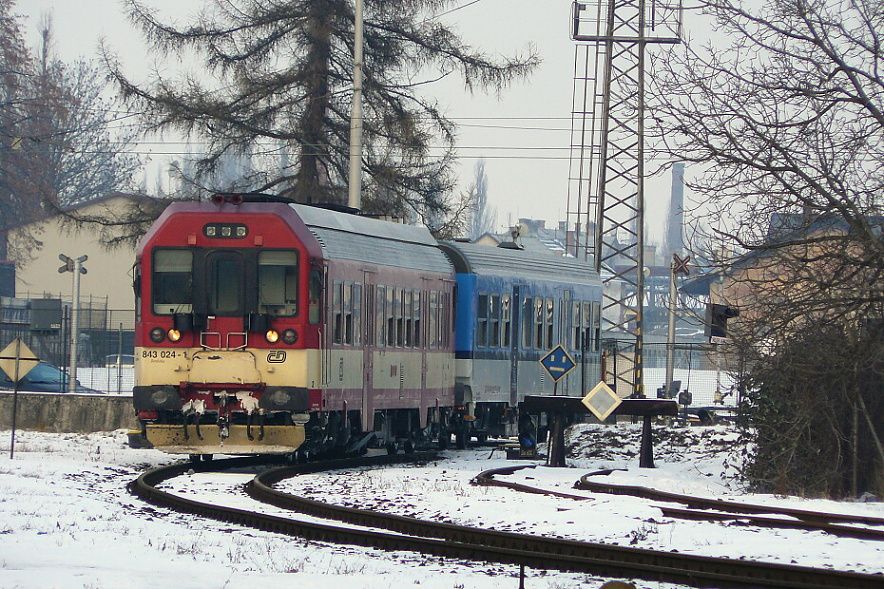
[
  {"x1": 151, "y1": 389, "x2": 171, "y2": 406},
  {"x1": 167, "y1": 329, "x2": 182, "y2": 342},
  {"x1": 282, "y1": 329, "x2": 298, "y2": 344},
  {"x1": 149, "y1": 327, "x2": 166, "y2": 343},
  {"x1": 265, "y1": 329, "x2": 280, "y2": 343},
  {"x1": 270, "y1": 389, "x2": 291, "y2": 406}
]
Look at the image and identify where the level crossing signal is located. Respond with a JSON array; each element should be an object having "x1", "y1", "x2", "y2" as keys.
[{"x1": 58, "y1": 254, "x2": 87, "y2": 274}]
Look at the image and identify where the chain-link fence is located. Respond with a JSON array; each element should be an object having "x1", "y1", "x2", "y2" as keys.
[
  {"x1": 603, "y1": 339, "x2": 742, "y2": 408},
  {"x1": 0, "y1": 298, "x2": 134, "y2": 394}
]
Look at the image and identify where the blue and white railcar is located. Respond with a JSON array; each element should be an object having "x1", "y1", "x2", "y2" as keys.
[{"x1": 439, "y1": 242, "x2": 603, "y2": 440}]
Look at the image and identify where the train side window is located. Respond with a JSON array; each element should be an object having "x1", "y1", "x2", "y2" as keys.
[
  {"x1": 395, "y1": 288, "x2": 404, "y2": 347},
  {"x1": 534, "y1": 298, "x2": 544, "y2": 349},
  {"x1": 501, "y1": 295, "x2": 511, "y2": 348},
  {"x1": 592, "y1": 301, "x2": 601, "y2": 352},
  {"x1": 402, "y1": 290, "x2": 412, "y2": 347},
  {"x1": 352, "y1": 283, "x2": 362, "y2": 345},
  {"x1": 343, "y1": 282, "x2": 354, "y2": 345},
  {"x1": 572, "y1": 302, "x2": 582, "y2": 351},
  {"x1": 152, "y1": 249, "x2": 193, "y2": 315},
  {"x1": 477, "y1": 293, "x2": 488, "y2": 347},
  {"x1": 440, "y1": 292, "x2": 453, "y2": 348},
  {"x1": 133, "y1": 265, "x2": 142, "y2": 323},
  {"x1": 429, "y1": 291, "x2": 438, "y2": 349},
  {"x1": 583, "y1": 302, "x2": 592, "y2": 352},
  {"x1": 522, "y1": 297, "x2": 533, "y2": 348},
  {"x1": 309, "y1": 268, "x2": 322, "y2": 324},
  {"x1": 387, "y1": 288, "x2": 396, "y2": 347},
  {"x1": 413, "y1": 290, "x2": 422, "y2": 347},
  {"x1": 257, "y1": 250, "x2": 298, "y2": 316},
  {"x1": 546, "y1": 299, "x2": 554, "y2": 349},
  {"x1": 376, "y1": 286, "x2": 386, "y2": 347},
  {"x1": 333, "y1": 281, "x2": 343, "y2": 345},
  {"x1": 489, "y1": 294, "x2": 500, "y2": 347}
]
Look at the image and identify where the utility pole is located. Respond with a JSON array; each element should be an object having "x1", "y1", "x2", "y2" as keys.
[
  {"x1": 347, "y1": 0, "x2": 364, "y2": 211},
  {"x1": 59, "y1": 254, "x2": 87, "y2": 393}
]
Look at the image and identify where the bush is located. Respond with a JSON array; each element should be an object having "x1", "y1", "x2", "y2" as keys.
[{"x1": 736, "y1": 324, "x2": 883, "y2": 498}]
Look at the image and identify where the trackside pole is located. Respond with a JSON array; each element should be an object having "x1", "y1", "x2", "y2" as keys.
[
  {"x1": 9, "y1": 339, "x2": 21, "y2": 459},
  {"x1": 639, "y1": 416, "x2": 654, "y2": 468}
]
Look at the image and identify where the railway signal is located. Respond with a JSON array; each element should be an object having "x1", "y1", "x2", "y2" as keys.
[
  {"x1": 539, "y1": 344, "x2": 576, "y2": 384},
  {"x1": 705, "y1": 303, "x2": 740, "y2": 344}
]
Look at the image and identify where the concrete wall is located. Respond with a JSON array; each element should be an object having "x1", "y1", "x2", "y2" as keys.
[{"x1": 0, "y1": 392, "x2": 138, "y2": 433}]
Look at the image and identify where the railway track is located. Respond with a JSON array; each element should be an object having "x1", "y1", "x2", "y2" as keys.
[
  {"x1": 474, "y1": 465, "x2": 884, "y2": 541},
  {"x1": 131, "y1": 454, "x2": 884, "y2": 589},
  {"x1": 577, "y1": 469, "x2": 884, "y2": 532}
]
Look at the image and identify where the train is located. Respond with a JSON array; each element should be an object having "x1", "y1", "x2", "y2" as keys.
[{"x1": 131, "y1": 193, "x2": 602, "y2": 459}]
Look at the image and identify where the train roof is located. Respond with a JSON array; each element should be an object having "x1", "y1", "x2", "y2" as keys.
[
  {"x1": 439, "y1": 241, "x2": 600, "y2": 286},
  {"x1": 291, "y1": 204, "x2": 453, "y2": 274}
]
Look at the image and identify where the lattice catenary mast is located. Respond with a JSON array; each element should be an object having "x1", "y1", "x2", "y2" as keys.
[{"x1": 566, "y1": 0, "x2": 682, "y2": 397}]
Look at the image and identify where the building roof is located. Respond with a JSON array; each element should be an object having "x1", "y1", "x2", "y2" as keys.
[{"x1": 680, "y1": 213, "x2": 883, "y2": 296}]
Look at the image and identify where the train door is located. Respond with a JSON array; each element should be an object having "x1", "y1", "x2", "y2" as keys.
[
  {"x1": 202, "y1": 250, "x2": 246, "y2": 349},
  {"x1": 361, "y1": 271, "x2": 375, "y2": 432},
  {"x1": 509, "y1": 284, "x2": 521, "y2": 407}
]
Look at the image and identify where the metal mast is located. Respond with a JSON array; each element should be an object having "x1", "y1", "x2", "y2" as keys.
[{"x1": 566, "y1": 0, "x2": 681, "y2": 397}]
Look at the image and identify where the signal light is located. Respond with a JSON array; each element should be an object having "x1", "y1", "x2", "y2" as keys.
[
  {"x1": 167, "y1": 329, "x2": 182, "y2": 342},
  {"x1": 265, "y1": 329, "x2": 280, "y2": 343},
  {"x1": 705, "y1": 303, "x2": 740, "y2": 343},
  {"x1": 282, "y1": 329, "x2": 298, "y2": 344},
  {"x1": 149, "y1": 327, "x2": 166, "y2": 343}
]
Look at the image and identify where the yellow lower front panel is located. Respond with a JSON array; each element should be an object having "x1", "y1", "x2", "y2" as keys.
[{"x1": 145, "y1": 424, "x2": 305, "y2": 455}]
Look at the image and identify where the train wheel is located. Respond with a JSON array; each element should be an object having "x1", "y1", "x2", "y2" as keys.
[
  {"x1": 385, "y1": 441, "x2": 398, "y2": 455},
  {"x1": 403, "y1": 439, "x2": 415, "y2": 454},
  {"x1": 437, "y1": 430, "x2": 450, "y2": 450},
  {"x1": 455, "y1": 430, "x2": 467, "y2": 450}
]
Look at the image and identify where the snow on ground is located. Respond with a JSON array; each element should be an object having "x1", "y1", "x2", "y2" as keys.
[{"x1": 0, "y1": 425, "x2": 881, "y2": 589}]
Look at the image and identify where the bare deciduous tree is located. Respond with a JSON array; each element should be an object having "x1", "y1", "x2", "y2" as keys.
[
  {"x1": 465, "y1": 159, "x2": 496, "y2": 240},
  {"x1": 653, "y1": 0, "x2": 883, "y2": 496},
  {"x1": 1, "y1": 8, "x2": 141, "y2": 260}
]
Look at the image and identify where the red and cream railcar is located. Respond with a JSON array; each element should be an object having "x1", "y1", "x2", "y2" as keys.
[{"x1": 133, "y1": 194, "x2": 456, "y2": 457}]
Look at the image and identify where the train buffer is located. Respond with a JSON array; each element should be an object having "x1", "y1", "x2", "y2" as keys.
[{"x1": 521, "y1": 395, "x2": 678, "y2": 468}]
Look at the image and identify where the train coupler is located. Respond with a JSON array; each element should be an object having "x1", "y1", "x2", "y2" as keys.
[{"x1": 218, "y1": 417, "x2": 230, "y2": 440}]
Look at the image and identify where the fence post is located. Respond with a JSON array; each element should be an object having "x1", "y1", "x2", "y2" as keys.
[{"x1": 117, "y1": 321, "x2": 124, "y2": 394}]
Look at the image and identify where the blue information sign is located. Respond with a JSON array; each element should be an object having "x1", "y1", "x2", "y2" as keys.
[{"x1": 539, "y1": 344, "x2": 576, "y2": 383}]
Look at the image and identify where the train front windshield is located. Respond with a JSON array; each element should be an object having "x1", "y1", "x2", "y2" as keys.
[{"x1": 151, "y1": 248, "x2": 299, "y2": 318}]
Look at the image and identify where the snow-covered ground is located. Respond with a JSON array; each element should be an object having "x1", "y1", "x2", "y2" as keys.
[{"x1": 0, "y1": 425, "x2": 881, "y2": 589}]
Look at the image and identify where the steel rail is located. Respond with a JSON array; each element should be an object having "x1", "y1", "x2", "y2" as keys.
[
  {"x1": 576, "y1": 469, "x2": 884, "y2": 526},
  {"x1": 474, "y1": 465, "x2": 884, "y2": 541},
  {"x1": 247, "y1": 463, "x2": 883, "y2": 588},
  {"x1": 130, "y1": 455, "x2": 884, "y2": 589}
]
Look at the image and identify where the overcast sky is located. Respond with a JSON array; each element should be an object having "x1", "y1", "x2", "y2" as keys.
[{"x1": 19, "y1": 0, "x2": 682, "y2": 246}]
